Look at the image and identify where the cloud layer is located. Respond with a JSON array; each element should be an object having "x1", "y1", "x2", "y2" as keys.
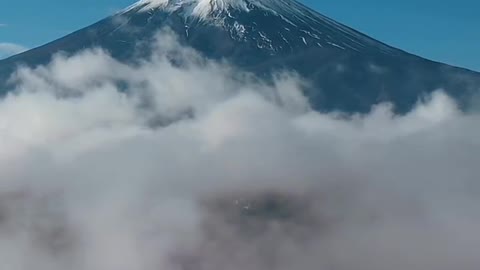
[{"x1": 1, "y1": 31, "x2": 480, "y2": 270}]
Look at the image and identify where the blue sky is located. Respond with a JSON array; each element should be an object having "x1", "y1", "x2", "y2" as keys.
[{"x1": 0, "y1": 0, "x2": 478, "y2": 71}]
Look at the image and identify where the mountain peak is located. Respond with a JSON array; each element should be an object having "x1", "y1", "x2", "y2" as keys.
[
  {"x1": 126, "y1": 0, "x2": 251, "y2": 16},
  {"x1": 125, "y1": 0, "x2": 306, "y2": 19},
  {"x1": 2, "y1": 0, "x2": 479, "y2": 113},
  {"x1": 122, "y1": 0, "x2": 398, "y2": 56}
]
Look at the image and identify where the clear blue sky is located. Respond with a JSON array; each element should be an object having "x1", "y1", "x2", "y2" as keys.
[{"x1": 0, "y1": 0, "x2": 478, "y2": 71}]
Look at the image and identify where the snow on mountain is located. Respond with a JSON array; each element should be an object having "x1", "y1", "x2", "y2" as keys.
[
  {"x1": 125, "y1": 0, "x2": 295, "y2": 16},
  {"x1": 125, "y1": 0, "x2": 251, "y2": 16}
]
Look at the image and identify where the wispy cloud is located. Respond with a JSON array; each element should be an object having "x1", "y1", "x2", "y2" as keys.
[
  {"x1": 0, "y1": 42, "x2": 27, "y2": 59},
  {"x1": 0, "y1": 24, "x2": 7, "y2": 27}
]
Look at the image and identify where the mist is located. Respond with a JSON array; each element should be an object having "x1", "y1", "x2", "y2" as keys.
[{"x1": 0, "y1": 31, "x2": 479, "y2": 270}]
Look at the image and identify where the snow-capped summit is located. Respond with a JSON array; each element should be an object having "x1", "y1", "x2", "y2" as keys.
[
  {"x1": 126, "y1": 0, "x2": 302, "y2": 14},
  {"x1": 125, "y1": 0, "x2": 335, "y2": 19},
  {"x1": 124, "y1": 0, "x2": 397, "y2": 55},
  {"x1": 1, "y1": 0, "x2": 479, "y2": 112},
  {"x1": 126, "y1": 0, "x2": 252, "y2": 16}
]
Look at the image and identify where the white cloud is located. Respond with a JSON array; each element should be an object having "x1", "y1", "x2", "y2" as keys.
[
  {"x1": 0, "y1": 30, "x2": 480, "y2": 270},
  {"x1": 0, "y1": 42, "x2": 27, "y2": 59}
]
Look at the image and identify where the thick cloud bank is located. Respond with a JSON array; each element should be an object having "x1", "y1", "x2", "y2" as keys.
[{"x1": 1, "y1": 31, "x2": 480, "y2": 270}]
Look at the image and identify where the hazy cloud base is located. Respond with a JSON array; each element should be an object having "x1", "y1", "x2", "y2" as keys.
[{"x1": 1, "y1": 31, "x2": 480, "y2": 270}]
